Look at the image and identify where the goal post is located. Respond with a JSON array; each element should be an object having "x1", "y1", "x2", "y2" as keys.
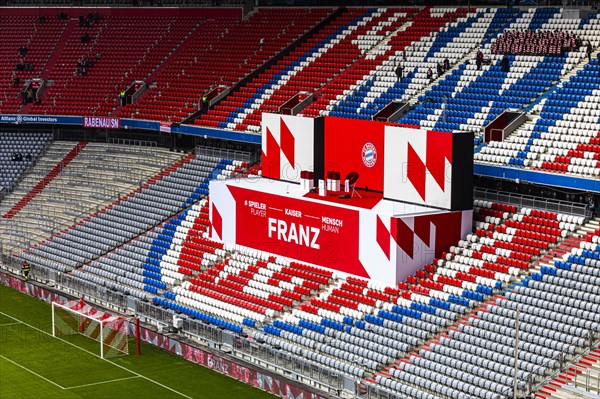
[{"x1": 52, "y1": 300, "x2": 130, "y2": 359}]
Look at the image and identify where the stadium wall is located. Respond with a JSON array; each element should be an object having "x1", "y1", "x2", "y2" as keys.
[{"x1": 0, "y1": 270, "x2": 327, "y2": 399}]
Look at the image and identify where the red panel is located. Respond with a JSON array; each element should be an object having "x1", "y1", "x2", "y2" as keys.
[
  {"x1": 426, "y1": 130, "x2": 452, "y2": 193},
  {"x1": 376, "y1": 216, "x2": 390, "y2": 260},
  {"x1": 323, "y1": 117, "x2": 386, "y2": 192},
  {"x1": 391, "y1": 218, "x2": 414, "y2": 259},
  {"x1": 261, "y1": 126, "x2": 281, "y2": 180},
  {"x1": 211, "y1": 203, "x2": 222, "y2": 240},
  {"x1": 407, "y1": 143, "x2": 426, "y2": 200},
  {"x1": 280, "y1": 118, "x2": 296, "y2": 167}
]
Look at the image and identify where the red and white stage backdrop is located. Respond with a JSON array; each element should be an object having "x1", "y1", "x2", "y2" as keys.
[
  {"x1": 261, "y1": 113, "x2": 315, "y2": 183},
  {"x1": 384, "y1": 126, "x2": 473, "y2": 210},
  {"x1": 323, "y1": 117, "x2": 386, "y2": 192},
  {"x1": 209, "y1": 180, "x2": 472, "y2": 285}
]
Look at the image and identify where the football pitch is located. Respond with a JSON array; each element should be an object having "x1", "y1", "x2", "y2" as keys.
[{"x1": 0, "y1": 284, "x2": 274, "y2": 399}]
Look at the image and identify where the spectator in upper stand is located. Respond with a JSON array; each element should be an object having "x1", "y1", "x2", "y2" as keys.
[
  {"x1": 476, "y1": 50, "x2": 483, "y2": 70},
  {"x1": 81, "y1": 32, "x2": 90, "y2": 43},
  {"x1": 587, "y1": 41, "x2": 593, "y2": 61},
  {"x1": 79, "y1": 15, "x2": 85, "y2": 27},
  {"x1": 426, "y1": 67, "x2": 433, "y2": 82},
  {"x1": 39, "y1": 15, "x2": 46, "y2": 23},
  {"x1": 395, "y1": 63, "x2": 403, "y2": 80},
  {"x1": 501, "y1": 55, "x2": 510, "y2": 72},
  {"x1": 258, "y1": 37, "x2": 264, "y2": 51},
  {"x1": 436, "y1": 62, "x2": 443, "y2": 77},
  {"x1": 12, "y1": 76, "x2": 20, "y2": 88},
  {"x1": 443, "y1": 57, "x2": 450, "y2": 71}
]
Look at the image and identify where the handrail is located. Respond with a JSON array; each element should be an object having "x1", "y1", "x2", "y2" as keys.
[{"x1": 474, "y1": 187, "x2": 590, "y2": 217}]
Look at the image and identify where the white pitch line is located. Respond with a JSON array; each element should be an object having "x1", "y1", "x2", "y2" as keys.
[
  {"x1": 0, "y1": 311, "x2": 193, "y2": 399},
  {"x1": 0, "y1": 354, "x2": 66, "y2": 390},
  {"x1": 0, "y1": 322, "x2": 21, "y2": 327},
  {"x1": 64, "y1": 375, "x2": 140, "y2": 390}
]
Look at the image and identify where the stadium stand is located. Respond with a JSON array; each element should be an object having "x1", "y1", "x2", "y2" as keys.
[
  {"x1": 2, "y1": 5, "x2": 600, "y2": 399},
  {"x1": 0, "y1": 142, "x2": 181, "y2": 251},
  {"x1": 197, "y1": 7, "x2": 418, "y2": 132},
  {"x1": 305, "y1": 7, "x2": 495, "y2": 120},
  {"x1": 475, "y1": 54, "x2": 600, "y2": 177},
  {"x1": 0, "y1": 15, "x2": 68, "y2": 113},
  {"x1": 27, "y1": 16, "x2": 204, "y2": 116},
  {"x1": 0, "y1": 132, "x2": 52, "y2": 193},
  {"x1": 119, "y1": 8, "x2": 333, "y2": 122}
]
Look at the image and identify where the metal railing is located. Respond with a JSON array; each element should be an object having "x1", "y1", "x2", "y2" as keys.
[
  {"x1": 231, "y1": 337, "x2": 343, "y2": 394},
  {"x1": 195, "y1": 146, "x2": 257, "y2": 164},
  {"x1": 107, "y1": 138, "x2": 157, "y2": 148},
  {"x1": 572, "y1": 367, "x2": 600, "y2": 394},
  {"x1": 474, "y1": 187, "x2": 590, "y2": 217}
]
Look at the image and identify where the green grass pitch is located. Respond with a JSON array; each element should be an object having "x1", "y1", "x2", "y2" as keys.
[{"x1": 0, "y1": 284, "x2": 274, "y2": 399}]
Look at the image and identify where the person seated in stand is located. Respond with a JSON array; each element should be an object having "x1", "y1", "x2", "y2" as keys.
[
  {"x1": 426, "y1": 67, "x2": 433, "y2": 82},
  {"x1": 12, "y1": 77, "x2": 20, "y2": 88},
  {"x1": 436, "y1": 62, "x2": 443, "y2": 77},
  {"x1": 443, "y1": 57, "x2": 450, "y2": 71}
]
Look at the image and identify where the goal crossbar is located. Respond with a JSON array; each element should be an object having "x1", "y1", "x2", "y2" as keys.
[{"x1": 52, "y1": 300, "x2": 129, "y2": 359}]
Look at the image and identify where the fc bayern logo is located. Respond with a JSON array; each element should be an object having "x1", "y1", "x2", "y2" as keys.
[{"x1": 361, "y1": 142, "x2": 377, "y2": 168}]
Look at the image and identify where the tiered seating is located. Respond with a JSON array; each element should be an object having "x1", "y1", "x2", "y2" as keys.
[
  {"x1": 399, "y1": 8, "x2": 584, "y2": 136},
  {"x1": 321, "y1": 7, "x2": 500, "y2": 121},
  {"x1": 48, "y1": 155, "x2": 245, "y2": 281},
  {"x1": 70, "y1": 155, "x2": 248, "y2": 299},
  {"x1": 0, "y1": 143, "x2": 180, "y2": 249},
  {"x1": 124, "y1": 8, "x2": 331, "y2": 122},
  {"x1": 255, "y1": 275, "x2": 446, "y2": 378},
  {"x1": 372, "y1": 219, "x2": 598, "y2": 399},
  {"x1": 199, "y1": 7, "x2": 412, "y2": 132},
  {"x1": 0, "y1": 133, "x2": 52, "y2": 192},
  {"x1": 0, "y1": 15, "x2": 68, "y2": 113},
  {"x1": 20, "y1": 153, "x2": 236, "y2": 272},
  {"x1": 153, "y1": 201, "x2": 331, "y2": 332},
  {"x1": 29, "y1": 16, "x2": 201, "y2": 116},
  {"x1": 475, "y1": 55, "x2": 600, "y2": 177},
  {"x1": 303, "y1": 7, "x2": 462, "y2": 117}
]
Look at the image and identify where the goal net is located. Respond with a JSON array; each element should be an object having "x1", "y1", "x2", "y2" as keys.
[{"x1": 52, "y1": 300, "x2": 129, "y2": 359}]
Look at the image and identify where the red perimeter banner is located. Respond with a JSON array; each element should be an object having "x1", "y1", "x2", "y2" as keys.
[
  {"x1": 213, "y1": 184, "x2": 367, "y2": 277},
  {"x1": 323, "y1": 117, "x2": 386, "y2": 192},
  {"x1": 83, "y1": 116, "x2": 120, "y2": 129}
]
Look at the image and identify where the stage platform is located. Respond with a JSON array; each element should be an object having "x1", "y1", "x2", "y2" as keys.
[{"x1": 209, "y1": 177, "x2": 472, "y2": 286}]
